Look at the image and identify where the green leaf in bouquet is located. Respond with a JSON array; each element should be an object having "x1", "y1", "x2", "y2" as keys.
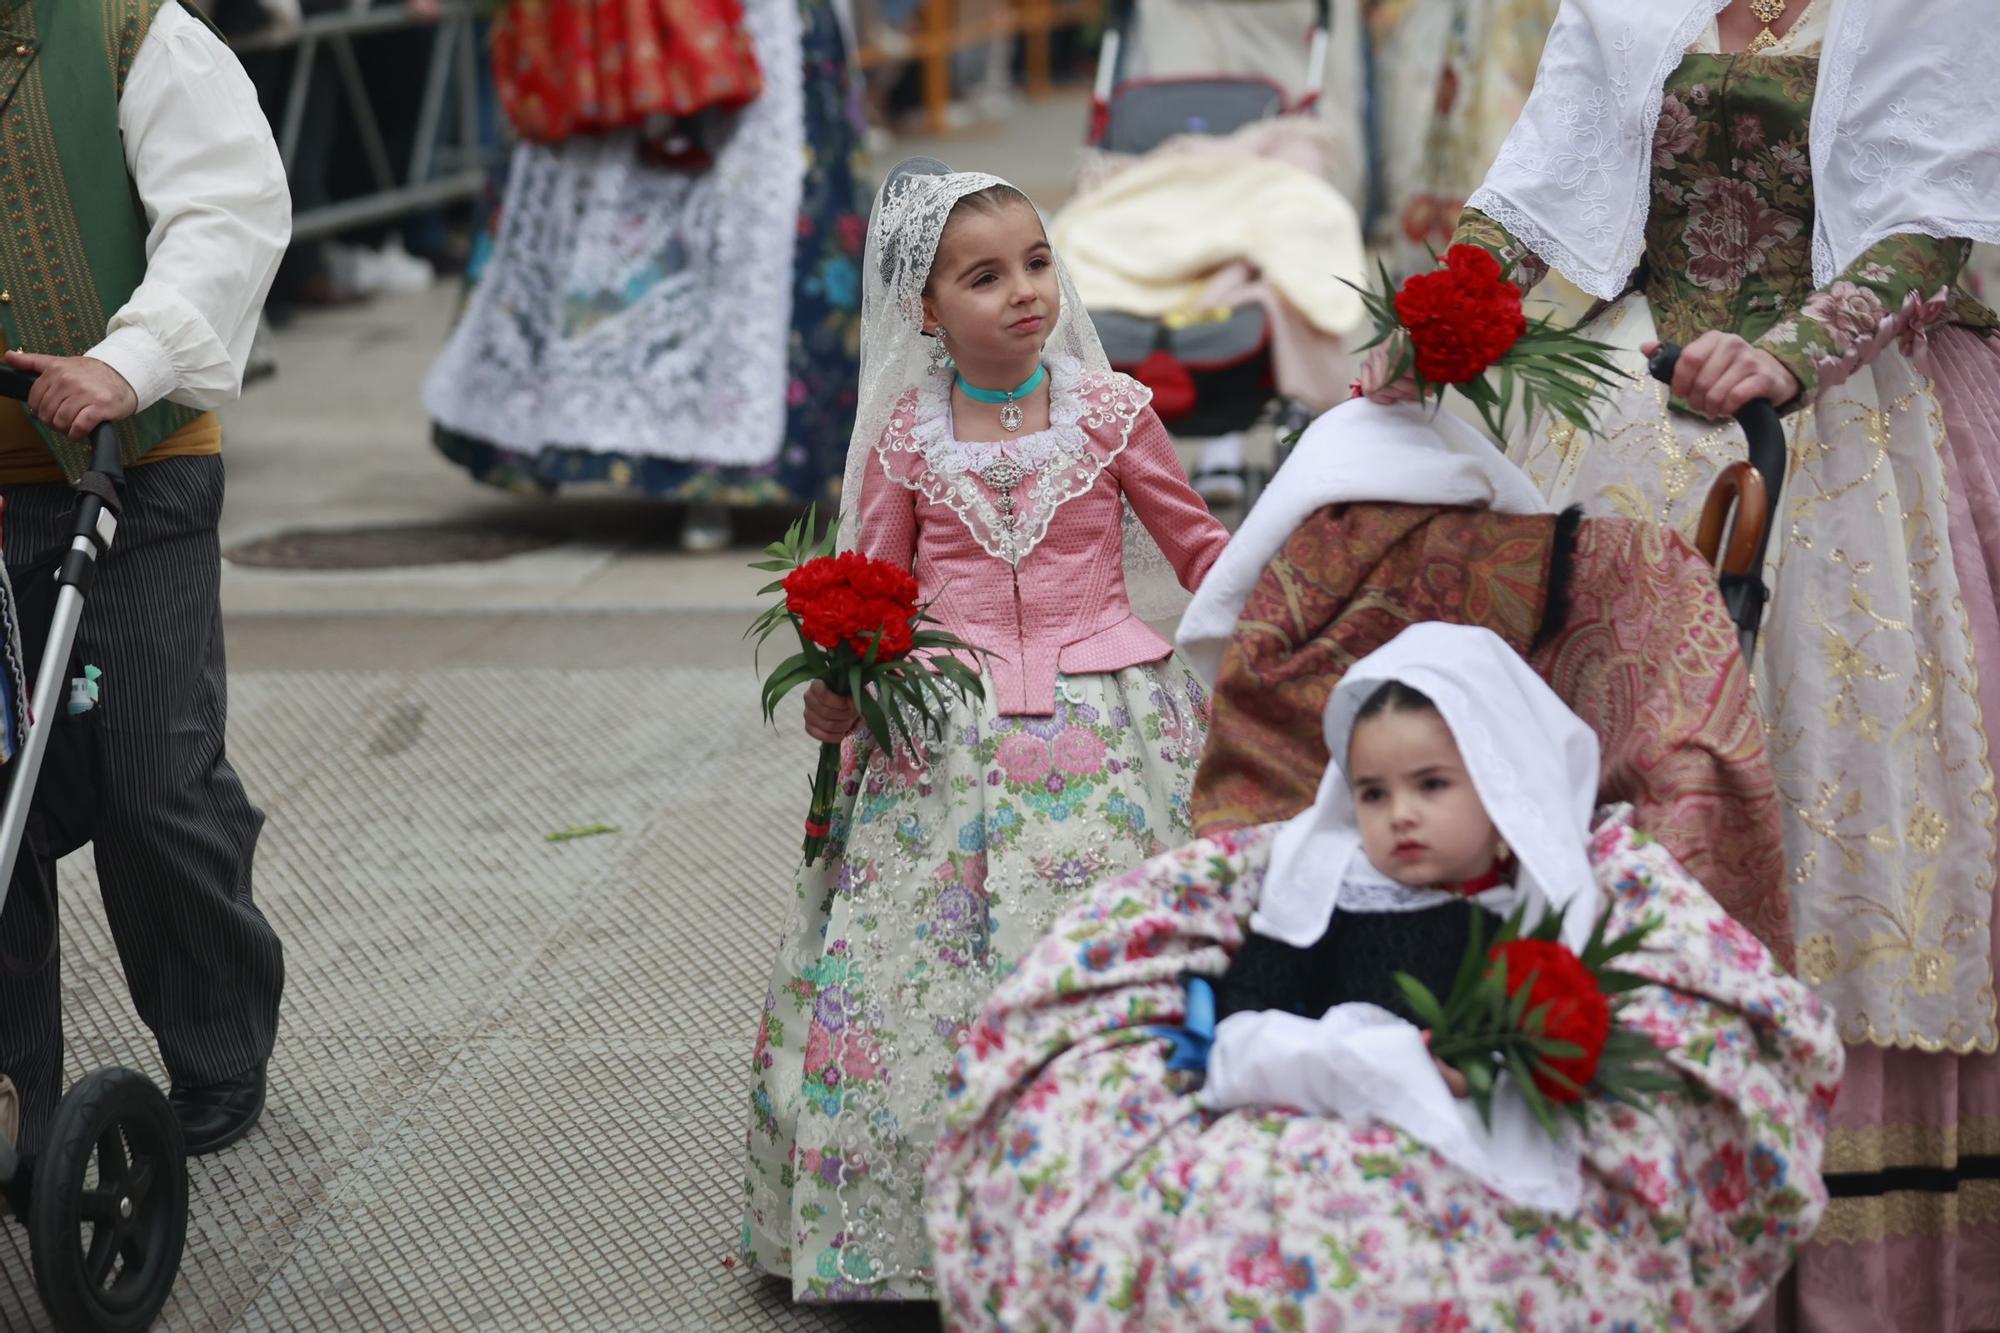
[
  {"x1": 1596, "y1": 914, "x2": 1664, "y2": 958},
  {"x1": 1580, "y1": 904, "x2": 1613, "y2": 966},
  {"x1": 1597, "y1": 968, "x2": 1653, "y2": 996},
  {"x1": 1508, "y1": 1050, "x2": 1565, "y2": 1139},
  {"x1": 1394, "y1": 974, "x2": 1447, "y2": 1031},
  {"x1": 850, "y1": 666, "x2": 892, "y2": 751},
  {"x1": 1464, "y1": 1058, "x2": 1495, "y2": 1097},
  {"x1": 746, "y1": 605, "x2": 791, "y2": 653},
  {"x1": 759, "y1": 653, "x2": 821, "y2": 723},
  {"x1": 1533, "y1": 1038, "x2": 1588, "y2": 1061},
  {"x1": 877, "y1": 684, "x2": 916, "y2": 753},
  {"x1": 934, "y1": 656, "x2": 988, "y2": 701},
  {"x1": 1527, "y1": 1056, "x2": 1586, "y2": 1101},
  {"x1": 897, "y1": 677, "x2": 940, "y2": 738},
  {"x1": 1520, "y1": 997, "x2": 1553, "y2": 1039},
  {"x1": 1444, "y1": 904, "x2": 1490, "y2": 1012},
  {"x1": 1466, "y1": 1082, "x2": 1499, "y2": 1132},
  {"x1": 1505, "y1": 966, "x2": 1539, "y2": 1030}
]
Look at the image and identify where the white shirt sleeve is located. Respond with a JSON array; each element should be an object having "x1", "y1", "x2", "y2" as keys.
[{"x1": 91, "y1": 2, "x2": 291, "y2": 413}]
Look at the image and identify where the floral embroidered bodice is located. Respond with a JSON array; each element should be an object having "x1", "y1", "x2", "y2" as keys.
[
  {"x1": 855, "y1": 362, "x2": 1229, "y2": 715},
  {"x1": 1644, "y1": 55, "x2": 1824, "y2": 355},
  {"x1": 1458, "y1": 45, "x2": 1997, "y2": 403}
]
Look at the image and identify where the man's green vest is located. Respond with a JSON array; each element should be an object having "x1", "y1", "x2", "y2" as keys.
[{"x1": 0, "y1": 0, "x2": 203, "y2": 480}]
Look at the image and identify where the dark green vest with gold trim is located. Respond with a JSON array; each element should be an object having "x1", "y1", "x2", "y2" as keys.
[{"x1": 0, "y1": 0, "x2": 203, "y2": 481}]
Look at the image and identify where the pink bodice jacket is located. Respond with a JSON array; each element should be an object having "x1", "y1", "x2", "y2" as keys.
[{"x1": 855, "y1": 361, "x2": 1230, "y2": 716}]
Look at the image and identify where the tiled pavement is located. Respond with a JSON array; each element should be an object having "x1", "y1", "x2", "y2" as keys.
[{"x1": 0, "y1": 658, "x2": 945, "y2": 1331}]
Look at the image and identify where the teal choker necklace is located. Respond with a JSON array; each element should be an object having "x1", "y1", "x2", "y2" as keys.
[{"x1": 956, "y1": 363, "x2": 1047, "y2": 434}]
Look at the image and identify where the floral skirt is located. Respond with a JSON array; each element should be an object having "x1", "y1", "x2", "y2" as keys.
[
  {"x1": 741, "y1": 660, "x2": 1211, "y2": 1302},
  {"x1": 926, "y1": 811, "x2": 1843, "y2": 1331}
]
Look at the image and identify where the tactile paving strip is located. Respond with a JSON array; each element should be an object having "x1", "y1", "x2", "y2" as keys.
[{"x1": 0, "y1": 667, "x2": 944, "y2": 1331}]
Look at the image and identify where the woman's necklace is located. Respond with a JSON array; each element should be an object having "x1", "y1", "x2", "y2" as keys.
[
  {"x1": 1746, "y1": 0, "x2": 1789, "y2": 53},
  {"x1": 956, "y1": 363, "x2": 1048, "y2": 434}
]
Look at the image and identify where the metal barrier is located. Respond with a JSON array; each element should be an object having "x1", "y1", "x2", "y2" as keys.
[{"x1": 232, "y1": 2, "x2": 494, "y2": 242}]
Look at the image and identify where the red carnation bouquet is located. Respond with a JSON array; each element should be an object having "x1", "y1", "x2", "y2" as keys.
[
  {"x1": 1351, "y1": 244, "x2": 1620, "y2": 442},
  {"x1": 1397, "y1": 903, "x2": 1681, "y2": 1136},
  {"x1": 748, "y1": 507, "x2": 985, "y2": 866}
]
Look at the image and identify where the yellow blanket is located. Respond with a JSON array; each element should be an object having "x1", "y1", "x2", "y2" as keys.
[{"x1": 1053, "y1": 137, "x2": 1369, "y2": 339}]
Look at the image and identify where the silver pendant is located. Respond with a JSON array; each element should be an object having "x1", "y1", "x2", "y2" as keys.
[{"x1": 999, "y1": 401, "x2": 1024, "y2": 433}]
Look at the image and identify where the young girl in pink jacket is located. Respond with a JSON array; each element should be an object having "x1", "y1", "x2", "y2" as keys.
[{"x1": 742, "y1": 159, "x2": 1230, "y2": 1304}]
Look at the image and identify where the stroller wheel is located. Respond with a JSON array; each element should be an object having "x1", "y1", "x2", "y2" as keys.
[{"x1": 28, "y1": 1069, "x2": 188, "y2": 1333}]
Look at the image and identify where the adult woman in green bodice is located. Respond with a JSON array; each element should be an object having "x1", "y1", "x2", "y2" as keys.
[{"x1": 1394, "y1": 1, "x2": 2000, "y2": 1327}]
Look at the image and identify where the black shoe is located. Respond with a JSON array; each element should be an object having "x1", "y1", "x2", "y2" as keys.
[
  {"x1": 3, "y1": 1155, "x2": 30, "y2": 1217},
  {"x1": 169, "y1": 1063, "x2": 267, "y2": 1156}
]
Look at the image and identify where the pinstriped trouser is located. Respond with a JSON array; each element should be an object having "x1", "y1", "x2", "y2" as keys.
[{"x1": 0, "y1": 455, "x2": 284, "y2": 1155}]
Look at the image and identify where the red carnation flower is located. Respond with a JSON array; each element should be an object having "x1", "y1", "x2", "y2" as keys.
[
  {"x1": 1488, "y1": 938, "x2": 1611, "y2": 1103},
  {"x1": 783, "y1": 552, "x2": 922, "y2": 659},
  {"x1": 1393, "y1": 243, "x2": 1527, "y2": 385}
]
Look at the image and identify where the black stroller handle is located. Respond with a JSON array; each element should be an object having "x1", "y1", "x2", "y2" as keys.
[
  {"x1": 1644, "y1": 343, "x2": 1786, "y2": 520},
  {"x1": 1646, "y1": 341, "x2": 1788, "y2": 663},
  {"x1": 0, "y1": 365, "x2": 124, "y2": 480}
]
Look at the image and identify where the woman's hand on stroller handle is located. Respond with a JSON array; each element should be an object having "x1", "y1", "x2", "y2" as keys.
[
  {"x1": 1646, "y1": 337, "x2": 1788, "y2": 505},
  {"x1": 1642, "y1": 334, "x2": 1797, "y2": 421}
]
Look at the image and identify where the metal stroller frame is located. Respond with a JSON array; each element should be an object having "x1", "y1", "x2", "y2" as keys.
[{"x1": 0, "y1": 368, "x2": 189, "y2": 1333}]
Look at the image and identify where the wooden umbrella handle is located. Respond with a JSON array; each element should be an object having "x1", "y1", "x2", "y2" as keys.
[{"x1": 1696, "y1": 460, "x2": 1770, "y2": 576}]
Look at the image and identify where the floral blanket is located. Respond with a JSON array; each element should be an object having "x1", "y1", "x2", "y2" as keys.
[
  {"x1": 926, "y1": 811, "x2": 1843, "y2": 1332},
  {"x1": 1190, "y1": 503, "x2": 1792, "y2": 967}
]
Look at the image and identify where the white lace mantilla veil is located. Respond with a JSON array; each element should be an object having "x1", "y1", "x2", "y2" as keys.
[
  {"x1": 1467, "y1": 0, "x2": 2000, "y2": 300},
  {"x1": 836, "y1": 158, "x2": 1181, "y2": 598}
]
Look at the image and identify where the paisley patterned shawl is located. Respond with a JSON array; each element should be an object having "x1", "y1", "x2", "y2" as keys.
[{"x1": 1190, "y1": 501, "x2": 1792, "y2": 965}]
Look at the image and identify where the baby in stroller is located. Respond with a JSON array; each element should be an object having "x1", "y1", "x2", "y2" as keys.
[
  {"x1": 927, "y1": 622, "x2": 1842, "y2": 1330},
  {"x1": 1065, "y1": 0, "x2": 1370, "y2": 504}
]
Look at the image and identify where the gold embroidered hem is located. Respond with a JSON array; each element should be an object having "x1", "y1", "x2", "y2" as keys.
[
  {"x1": 1822, "y1": 1114, "x2": 2000, "y2": 1174},
  {"x1": 1814, "y1": 1183, "x2": 2000, "y2": 1247},
  {"x1": 1509, "y1": 293, "x2": 1999, "y2": 1053}
]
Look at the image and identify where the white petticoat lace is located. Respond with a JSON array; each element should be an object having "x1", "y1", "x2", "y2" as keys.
[{"x1": 421, "y1": 0, "x2": 804, "y2": 466}]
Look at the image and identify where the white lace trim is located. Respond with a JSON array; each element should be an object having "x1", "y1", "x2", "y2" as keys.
[
  {"x1": 1468, "y1": 1, "x2": 1725, "y2": 301},
  {"x1": 874, "y1": 355, "x2": 1151, "y2": 566},
  {"x1": 1807, "y1": 0, "x2": 2000, "y2": 283},
  {"x1": 421, "y1": 0, "x2": 804, "y2": 464},
  {"x1": 1476, "y1": 0, "x2": 2000, "y2": 296},
  {"x1": 1337, "y1": 871, "x2": 1526, "y2": 916}
]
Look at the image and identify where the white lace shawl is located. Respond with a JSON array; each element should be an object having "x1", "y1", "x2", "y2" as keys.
[
  {"x1": 874, "y1": 354, "x2": 1149, "y2": 566},
  {"x1": 1468, "y1": 0, "x2": 2000, "y2": 299}
]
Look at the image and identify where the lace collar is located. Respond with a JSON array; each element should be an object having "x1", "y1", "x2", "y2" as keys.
[{"x1": 875, "y1": 354, "x2": 1150, "y2": 566}]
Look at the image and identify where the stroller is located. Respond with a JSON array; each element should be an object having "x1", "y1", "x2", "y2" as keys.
[
  {"x1": 924, "y1": 363, "x2": 1815, "y2": 1328},
  {"x1": 1082, "y1": 0, "x2": 1333, "y2": 453},
  {"x1": 0, "y1": 369, "x2": 189, "y2": 1332}
]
